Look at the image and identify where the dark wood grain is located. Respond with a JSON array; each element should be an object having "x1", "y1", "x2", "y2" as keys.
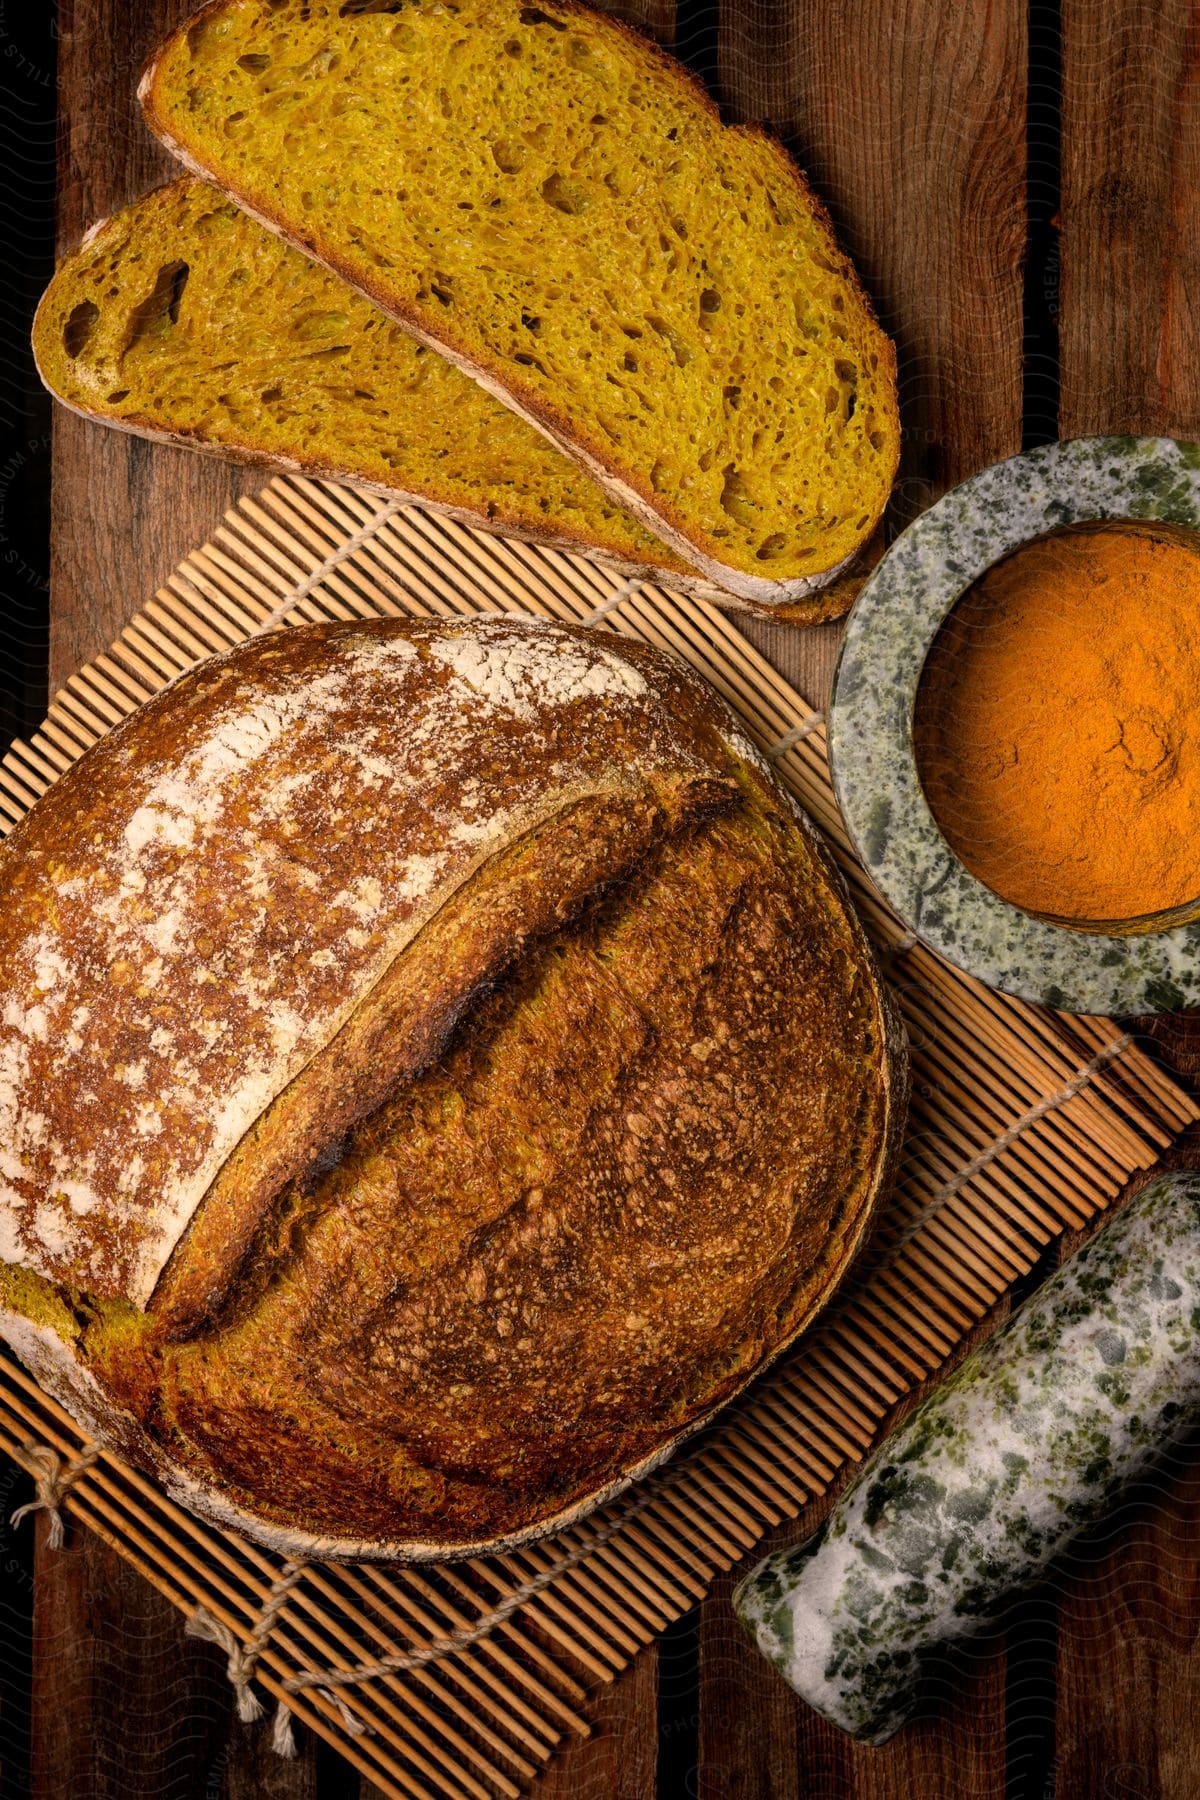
[
  {"x1": 535, "y1": 1653, "x2": 659, "y2": 1799},
  {"x1": 39, "y1": 0, "x2": 1200, "y2": 1794},
  {"x1": 1059, "y1": 0, "x2": 1200, "y2": 441},
  {"x1": 1053, "y1": 1431, "x2": 1200, "y2": 1800},
  {"x1": 29, "y1": 1513, "x2": 325, "y2": 1800},
  {"x1": 695, "y1": 5, "x2": 1030, "y2": 1794},
  {"x1": 1050, "y1": 15, "x2": 1200, "y2": 1787}
]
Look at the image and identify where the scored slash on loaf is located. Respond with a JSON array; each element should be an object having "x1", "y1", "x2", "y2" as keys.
[{"x1": 0, "y1": 618, "x2": 906, "y2": 1560}]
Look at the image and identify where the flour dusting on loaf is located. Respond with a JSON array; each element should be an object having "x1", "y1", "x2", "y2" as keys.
[
  {"x1": 0, "y1": 617, "x2": 730, "y2": 1307},
  {"x1": 0, "y1": 615, "x2": 907, "y2": 1558}
]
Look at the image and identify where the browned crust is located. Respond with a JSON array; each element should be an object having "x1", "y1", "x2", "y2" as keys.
[
  {"x1": 5, "y1": 786, "x2": 905, "y2": 1566},
  {"x1": 14, "y1": 792, "x2": 904, "y2": 1564},
  {"x1": 137, "y1": 0, "x2": 898, "y2": 612},
  {"x1": 0, "y1": 608, "x2": 906, "y2": 1559},
  {"x1": 175, "y1": 810, "x2": 909, "y2": 1564}
]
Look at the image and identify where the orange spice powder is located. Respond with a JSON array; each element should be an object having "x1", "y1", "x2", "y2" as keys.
[{"x1": 914, "y1": 524, "x2": 1200, "y2": 923}]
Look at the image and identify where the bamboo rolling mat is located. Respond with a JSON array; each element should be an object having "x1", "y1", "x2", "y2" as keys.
[{"x1": 2, "y1": 479, "x2": 1196, "y2": 1798}]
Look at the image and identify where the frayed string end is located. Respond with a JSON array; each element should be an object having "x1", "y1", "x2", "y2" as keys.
[
  {"x1": 10, "y1": 1441, "x2": 100, "y2": 1550},
  {"x1": 185, "y1": 1605, "x2": 266, "y2": 1723},
  {"x1": 271, "y1": 1700, "x2": 299, "y2": 1759}
]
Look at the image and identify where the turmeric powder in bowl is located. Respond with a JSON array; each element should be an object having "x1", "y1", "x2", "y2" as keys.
[{"x1": 914, "y1": 522, "x2": 1200, "y2": 926}]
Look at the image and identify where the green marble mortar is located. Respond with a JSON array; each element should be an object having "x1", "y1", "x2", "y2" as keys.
[{"x1": 828, "y1": 436, "x2": 1200, "y2": 1015}]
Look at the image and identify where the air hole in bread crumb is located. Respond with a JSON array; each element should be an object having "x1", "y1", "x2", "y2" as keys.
[
  {"x1": 125, "y1": 261, "x2": 189, "y2": 353},
  {"x1": 491, "y1": 139, "x2": 525, "y2": 174},
  {"x1": 237, "y1": 52, "x2": 271, "y2": 70},
  {"x1": 720, "y1": 466, "x2": 757, "y2": 525},
  {"x1": 63, "y1": 300, "x2": 99, "y2": 359},
  {"x1": 107, "y1": 389, "x2": 130, "y2": 403},
  {"x1": 542, "y1": 173, "x2": 589, "y2": 215},
  {"x1": 261, "y1": 385, "x2": 284, "y2": 402},
  {"x1": 519, "y1": 5, "x2": 566, "y2": 24},
  {"x1": 646, "y1": 315, "x2": 690, "y2": 367}
]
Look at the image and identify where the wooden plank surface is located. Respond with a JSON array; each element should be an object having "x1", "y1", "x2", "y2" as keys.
[
  {"x1": 29, "y1": 0, "x2": 1200, "y2": 1794},
  {"x1": 1044, "y1": 6, "x2": 1200, "y2": 1796},
  {"x1": 705, "y1": 1, "x2": 1028, "y2": 1789},
  {"x1": 1058, "y1": 0, "x2": 1200, "y2": 441}
]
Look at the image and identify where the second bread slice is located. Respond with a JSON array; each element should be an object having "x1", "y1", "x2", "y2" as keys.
[
  {"x1": 35, "y1": 178, "x2": 716, "y2": 596},
  {"x1": 140, "y1": 0, "x2": 899, "y2": 608}
]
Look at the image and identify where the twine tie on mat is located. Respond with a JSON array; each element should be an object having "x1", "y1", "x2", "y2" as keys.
[
  {"x1": 185, "y1": 1557, "x2": 311, "y2": 1725},
  {"x1": 267, "y1": 1473, "x2": 665, "y2": 1757},
  {"x1": 10, "y1": 1440, "x2": 101, "y2": 1549},
  {"x1": 577, "y1": 575, "x2": 644, "y2": 626},
  {"x1": 764, "y1": 711, "x2": 825, "y2": 759},
  {"x1": 882, "y1": 927, "x2": 921, "y2": 971},
  {"x1": 252, "y1": 499, "x2": 406, "y2": 637},
  {"x1": 887, "y1": 1032, "x2": 1135, "y2": 1257}
]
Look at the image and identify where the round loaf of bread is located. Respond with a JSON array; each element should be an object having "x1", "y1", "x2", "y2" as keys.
[{"x1": 0, "y1": 616, "x2": 906, "y2": 1558}]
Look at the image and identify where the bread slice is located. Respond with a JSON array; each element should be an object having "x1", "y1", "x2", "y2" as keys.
[
  {"x1": 35, "y1": 178, "x2": 710, "y2": 598},
  {"x1": 139, "y1": 0, "x2": 899, "y2": 608}
]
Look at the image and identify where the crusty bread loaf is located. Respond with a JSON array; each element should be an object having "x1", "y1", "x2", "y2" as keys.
[
  {"x1": 0, "y1": 617, "x2": 906, "y2": 1557},
  {"x1": 34, "y1": 177, "x2": 723, "y2": 603},
  {"x1": 139, "y1": 0, "x2": 900, "y2": 608}
]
